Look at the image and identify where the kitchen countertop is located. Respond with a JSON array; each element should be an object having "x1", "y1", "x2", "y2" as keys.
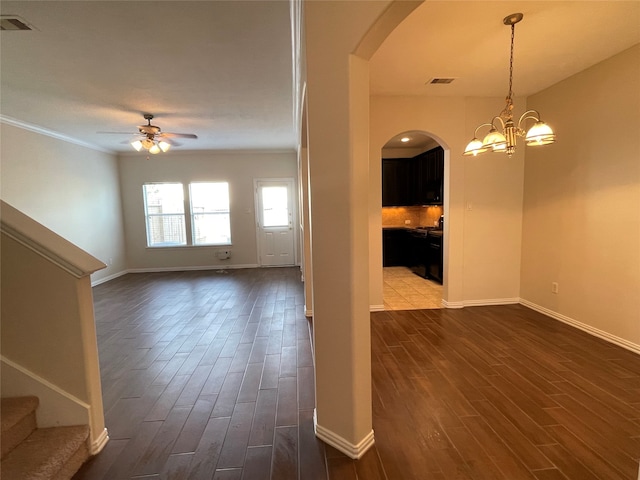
[
  {"x1": 383, "y1": 225, "x2": 441, "y2": 231},
  {"x1": 383, "y1": 225, "x2": 443, "y2": 236}
]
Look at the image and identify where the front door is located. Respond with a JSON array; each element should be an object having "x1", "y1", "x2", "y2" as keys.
[{"x1": 255, "y1": 179, "x2": 295, "y2": 266}]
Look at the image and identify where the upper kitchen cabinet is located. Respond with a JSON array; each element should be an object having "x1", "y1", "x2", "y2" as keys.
[
  {"x1": 382, "y1": 146, "x2": 444, "y2": 206},
  {"x1": 382, "y1": 157, "x2": 410, "y2": 206},
  {"x1": 413, "y1": 146, "x2": 444, "y2": 205}
]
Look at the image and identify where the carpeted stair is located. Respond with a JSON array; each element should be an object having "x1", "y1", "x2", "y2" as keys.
[{"x1": 1, "y1": 396, "x2": 90, "y2": 479}]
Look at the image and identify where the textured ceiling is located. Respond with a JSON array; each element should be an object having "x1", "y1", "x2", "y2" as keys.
[
  {"x1": 0, "y1": 1, "x2": 295, "y2": 152},
  {"x1": 1, "y1": 1, "x2": 638, "y2": 154},
  {"x1": 371, "y1": 1, "x2": 640, "y2": 98}
]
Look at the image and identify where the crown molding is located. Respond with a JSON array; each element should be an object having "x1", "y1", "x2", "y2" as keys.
[{"x1": 0, "y1": 114, "x2": 114, "y2": 154}]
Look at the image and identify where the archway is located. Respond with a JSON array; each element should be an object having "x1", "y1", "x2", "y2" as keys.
[
  {"x1": 380, "y1": 130, "x2": 445, "y2": 310},
  {"x1": 303, "y1": 0, "x2": 425, "y2": 460}
]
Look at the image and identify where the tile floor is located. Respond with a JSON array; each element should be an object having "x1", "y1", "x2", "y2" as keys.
[{"x1": 382, "y1": 266, "x2": 443, "y2": 310}]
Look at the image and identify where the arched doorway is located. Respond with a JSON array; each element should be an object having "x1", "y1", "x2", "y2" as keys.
[{"x1": 381, "y1": 130, "x2": 445, "y2": 310}]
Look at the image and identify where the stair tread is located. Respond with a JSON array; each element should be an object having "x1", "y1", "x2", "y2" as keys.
[
  {"x1": 1, "y1": 396, "x2": 39, "y2": 433},
  {"x1": 1, "y1": 425, "x2": 89, "y2": 480}
]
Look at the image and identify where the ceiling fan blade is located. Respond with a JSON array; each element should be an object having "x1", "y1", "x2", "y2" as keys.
[
  {"x1": 97, "y1": 131, "x2": 139, "y2": 135},
  {"x1": 164, "y1": 139, "x2": 183, "y2": 147},
  {"x1": 160, "y1": 132, "x2": 198, "y2": 139}
]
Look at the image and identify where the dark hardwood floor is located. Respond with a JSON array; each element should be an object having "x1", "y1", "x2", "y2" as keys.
[
  {"x1": 74, "y1": 267, "x2": 327, "y2": 480},
  {"x1": 74, "y1": 268, "x2": 640, "y2": 480},
  {"x1": 360, "y1": 307, "x2": 640, "y2": 480}
]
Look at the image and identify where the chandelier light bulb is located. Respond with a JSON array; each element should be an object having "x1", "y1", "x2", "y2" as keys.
[
  {"x1": 158, "y1": 140, "x2": 171, "y2": 152},
  {"x1": 131, "y1": 140, "x2": 143, "y2": 151},
  {"x1": 148, "y1": 143, "x2": 161, "y2": 154},
  {"x1": 141, "y1": 138, "x2": 154, "y2": 150},
  {"x1": 463, "y1": 138, "x2": 487, "y2": 156},
  {"x1": 482, "y1": 128, "x2": 506, "y2": 150},
  {"x1": 525, "y1": 121, "x2": 556, "y2": 146}
]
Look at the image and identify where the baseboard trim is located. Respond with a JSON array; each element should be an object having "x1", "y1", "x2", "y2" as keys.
[
  {"x1": 520, "y1": 298, "x2": 640, "y2": 355},
  {"x1": 313, "y1": 409, "x2": 375, "y2": 459},
  {"x1": 127, "y1": 264, "x2": 259, "y2": 273},
  {"x1": 465, "y1": 297, "x2": 520, "y2": 307},
  {"x1": 90, "y1": 428, "x2": 109, "y2": 455},
  {"x1": 304, "y1": 306, "x2": 313, "y2": 318},
  {"x1": 91, "y1": 270, "x2": 127, "y2": 287},
  {"x1": 442, "y1": 297, "x2": 520, "y2": 309},
  {"x1": 442, "y1": 299, "x2": 464, "y2": 309},
  {"x1": 369, "y1": 304, "x2": 385, "y2": 312}
]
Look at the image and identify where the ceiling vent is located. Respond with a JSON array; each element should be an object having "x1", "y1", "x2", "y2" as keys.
[
  {"x1": 1, "y1": 15, "x2": 33, "y2": 31},
  {"x1": 426, "y1": 78, "x2": 456, "y2": 85}
]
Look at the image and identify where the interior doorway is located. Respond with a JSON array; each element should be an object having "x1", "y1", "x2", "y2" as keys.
[
  {"x1": 381, "y1": 130, "x2": 445, "y2": 310},
  {"x1": 254, "y1": 178, "x2": 296, "y2": 267}
]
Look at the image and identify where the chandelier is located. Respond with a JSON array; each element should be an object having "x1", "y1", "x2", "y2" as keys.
[{"x1": 464, "y1": 13, "x2": 555, "y2": 158}]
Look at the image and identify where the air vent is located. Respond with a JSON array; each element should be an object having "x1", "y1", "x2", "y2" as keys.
[
  {"x1": 426, "y1": 78, "x2": 456, "y2": 85},
  {"x1": 1, "y1": 15, "x2": 33, "y2": 31}
]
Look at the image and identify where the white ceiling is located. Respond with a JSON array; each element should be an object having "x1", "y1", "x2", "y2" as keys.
[
  {"x1": 1, "y1": 1, "x2": 638, "y2": 154},
  {"x1": 371, "y1": 1, "x2": 640, "y2": 98},
  {"x1": 0, "y1": 1, "x2": 295, "y2": 152}
]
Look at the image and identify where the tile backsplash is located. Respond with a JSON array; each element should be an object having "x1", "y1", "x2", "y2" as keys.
[{"x1": 382, "y1": 206, "x2": 443, "y2": 227}]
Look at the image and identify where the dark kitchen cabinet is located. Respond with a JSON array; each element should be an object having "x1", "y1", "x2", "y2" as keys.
[
  {"x1": 382, "y1": 158, "x2": 410, "y2": 206},
  {"x1": 412, "y1": 147, "x2": 444, "y2": 205},
  {"x1": 383, "y1": 228, "x2": 408, "y2": 266},
  {"x1": 408, "y1": 231, "x2": 429, "y2": 276},
  {"x1": 384, "y1": 227, "x2": 443, "y2": 283},
  {"x1": 382, "y1": 147, "x2": 444, "y2": 206},
  {"x1": 427, "y1": 231, "x2": 443, "y2": 283}
]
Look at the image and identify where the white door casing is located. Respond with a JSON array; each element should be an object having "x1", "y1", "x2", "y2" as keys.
[{"x1": 255, "y1": 179, "x2": 295, "y2": 266}]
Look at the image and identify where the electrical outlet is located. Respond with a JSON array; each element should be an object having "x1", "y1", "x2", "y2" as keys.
[
  {"x1": 216, "y1": 250, "x2": 231, "y2": 260},
  {"x1": 551, "y1": 282, "x2": 559, "y2": 294}
]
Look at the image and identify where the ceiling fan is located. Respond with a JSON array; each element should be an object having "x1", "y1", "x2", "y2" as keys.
[{"x1": 99, "y1": 114, "x2": 197, "y2": 154}]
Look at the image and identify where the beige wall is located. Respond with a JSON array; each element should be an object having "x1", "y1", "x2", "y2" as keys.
[
  {"x1": 1, "y1": 235, "x2": 88, "y2": 397},
  {"x1": 304, "y1": 0, "x2": 419, "y2": 456},
  {"x1": 1, "y1": 212, "x2": 107, "y2": 449},
  {"x1": 0, "y1": 123, "x2": 126, "y2": 283},
  {"x1": 118, "y1": 150, "x2": 298, "y2": 270},
  {"x1": 521, "y1": 44, "x2": 640, "y2": 348},
  {"x1": 370, "y1": 96, "x2": 525, "y2": 307}
]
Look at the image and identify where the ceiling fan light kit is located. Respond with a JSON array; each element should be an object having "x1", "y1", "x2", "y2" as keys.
[
  {"x1": 463, "y1": 13, "x2": 556, "y2": 158},
  {"x1": 99, "y1": 113, "x2": 197, "y2": 154}
]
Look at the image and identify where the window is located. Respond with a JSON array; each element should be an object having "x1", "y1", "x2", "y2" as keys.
[
  {"x1": 190, "y1": 182, "x2": 231, "y2": 245},
  {"x1": 142, "y1": 182, "x2": 232, "y2": 247},
  {"x1": 260, "y1": 185, "x2": 289, "y2": 227},
  {"x1": 143, "y1": 183, "x2": 186, "y2": 246}
]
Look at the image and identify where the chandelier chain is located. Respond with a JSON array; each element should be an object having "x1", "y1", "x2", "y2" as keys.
[
  {"x1": 508, "y1": 23, "x2": 515, "y2": 100},
  {"x1": 501, "y1": 23, "x2": 516, "y2": 121}
]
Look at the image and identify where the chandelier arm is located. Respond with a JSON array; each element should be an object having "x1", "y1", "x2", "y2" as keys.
[
  {"x1": 491, "y1": 116, "x2": 506, "y2": 130},
  {"x1": 473, "y1": 122, "x2": 494, "y2": 137},
  {"x1": 517, "y1": 109, "x2": 542, "y2": 127}
]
